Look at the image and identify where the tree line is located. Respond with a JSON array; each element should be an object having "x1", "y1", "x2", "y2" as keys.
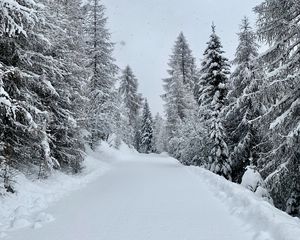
[
  {"x1": 0, "y1": 0, "x2": 299, "y2": 218},
  {"x1": 0, "y1": 0, "x2": 155, "y2": 195},
  {"x1": 160, "y1": 1, "x2": 300, "y2": 217}
]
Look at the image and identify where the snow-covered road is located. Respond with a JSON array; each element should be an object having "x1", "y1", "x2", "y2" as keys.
[{"x1": 8, "y1": 151, "x2": 260, "y2": 240}]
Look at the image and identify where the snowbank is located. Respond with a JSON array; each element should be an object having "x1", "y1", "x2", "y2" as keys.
[
  {"x1": 0, "y1": 144, "x2": 111, "y2": 237},
  {"x1": 188, "y1": 166, "x2": 300, "y2": 240}
]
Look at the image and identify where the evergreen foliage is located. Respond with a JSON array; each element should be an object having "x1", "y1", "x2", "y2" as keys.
[
  {"x1": 0, "y1": 0, "x2": 118, "y2": 191},
  {"x1": 162, "y1": 32, "x2": 197, "y2": 148},
  {"x1": 1, "y1": 0, "x2": 300, "y2": 220},
  {"x1": 83, "y1": 0, "x2": 118, "y2": 149},
  {"x1": 225, "y1": 17, "x2": 262, "y2": 183},
  {"x1": 254, "y1": 0, "x2": 300, "y2": 215},
  {"x1": 198, "y1": 24, "x2": 232, "y2": 180},
  {"x1": 140, "y1": 99, "x2": 154, "y2": 154},
  {"x1": 119, "y1": 65, "x2": 142, "y2": 149}
]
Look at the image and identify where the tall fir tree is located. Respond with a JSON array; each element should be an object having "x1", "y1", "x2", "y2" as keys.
[
  {"x1": 0, "y1": 0, "x2": 64, "y2": 179},
  {"x1": 198, "y1": 24, "x2": 232, "y2": 180},
  {"x1": 140, "y1": 99, "x2": 154, "y2": 154},
  {"x1": 0, "y1": 0, "x2": 88, "y2": 190},
  {"x1": 0, "y1": 0, "x2": 39, "y2": 191},
  {"x1": 51, "y1": 0, "x2": 89, "y2": 124},
  {"x1": 225, "y1": 17, "x2": 263, "y2": 183},
  {"x1": 254, "y1": 0, "x2": 300, "y2": 215},
  {"x1": 167, "y1": 32, "x2": 198, "y2": 92},
  {"x1": 112, "y1": 91, "x2": 133, "y2": 148},
  {"x1": 39, "y1": 0, "x2": 86, "y2": 173},
  {"x1": 162, "y1": 32, "x2": 197, "y2": 147},
  {"x1": 119, "y1": 65, "x2": 142, "y2": 149},
  {"x1": 83, "y1": 0, "x2": 118, "y2": 149}
]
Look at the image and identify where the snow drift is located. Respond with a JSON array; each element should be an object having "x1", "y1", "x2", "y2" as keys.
[
  {"x1": 0, "y1": 145, "x2": 110, "y2": 237},
  {"x1": 188, "y1": 166, "x2": 300, "y2": 240}
]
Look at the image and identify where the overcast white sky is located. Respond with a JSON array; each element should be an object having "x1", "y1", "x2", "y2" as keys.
[{"x1": 102, "y1": 0, "x2": 263, "y2": 114}]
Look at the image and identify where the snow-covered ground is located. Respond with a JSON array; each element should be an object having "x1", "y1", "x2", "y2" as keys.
[
  {"x1": 1, "y1": 144, "x2": 300, "y2": 240},
  {"x1": 0, "y1": 146, "x2": 111, "y2": 238}
]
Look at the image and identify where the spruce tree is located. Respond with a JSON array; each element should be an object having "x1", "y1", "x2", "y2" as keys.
[
  {"x1": 119, "y1": 65, "x2": 142, "y2": 148},
  {"x1": 50, "y1": 0, "x2": 89, "y2": 122},
  {"x1": 198, "y1": 24, "x2": 231, "y2": 180},
  {"x1": 112, "y1": 91, "x2": 133, "y2": 148},
  {"x1": 83, "y1": 0, "x2": 118, "y2": 149},
  {"x1": 162, "y1": 33, "x2": 197, "y2": 144},
  {"x1": 38, "y1": 0, "x2": 86, "y2": 173},
  {"x1": 0, "y1": 0, "x2": 63, "y2": 180},
  {"x1": 254, "y1": 0, "x2": 300, "y2": 215},
  {"x1": 0, "y1": 0, "x2": 95, "y2": 181},
  {"x1": 225, "y1": 17, "x2": 262, "y2": 183},
  {"x1": 179, "y1": 109, "x2": 204, "y2": 166},
  {"x1": 0, "y1": 1, "x2": 37, "y2": 190},
  {"x1": 163, "y1": 71, "x2": 191, "y2": 139},
  {"x1": 0, "y1": 0, "x2": 120, "y2": 190},
  {"x1": 167, "y1": 32, "x2": 198, "y2": 92},
  {"x1": 140, "y1": 99, "x2": 154, "y2": 154}
]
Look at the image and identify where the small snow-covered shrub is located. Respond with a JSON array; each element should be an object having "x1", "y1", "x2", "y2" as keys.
[{"x1": 241, "y1": 165, "x2": 273, "y2": 204}]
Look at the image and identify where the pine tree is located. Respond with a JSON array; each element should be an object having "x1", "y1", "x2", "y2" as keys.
[
  {"x1": 162, "y1": 33, "x2": 197, "y2": 145},
  {"x1": 112, "y1": 92, "x2": 133, "y2": 148},
  {"x1": 0, "y1": 0, "x2": 63, "y2": 180},
  {"x1": 119, "y1": 65, "x2": 142, "y2": 148},
  {"x1": 167, "y1": 32, "x2": 198, "y2": 92},
  {"x1": 0, "y1": 63, "x2": 19, "y2": 193},
  {"x1": 225, "y1": 17, "x2": 262, "y2": 183},
  {"x1": 38, "y1": 0, "x2": 87, "y2": 173},
  {"x1": 0, "y1": 1, "x2": 38, "y2": 190},
  {"x1": 163, "y1": 70, "x2": 192, "y2": 140},
  {"x1": 229, "y1": 17, "x2": 259, "y2": 99},
  {"x1": 83, "y1": 0, "x2": 118, "y2": 149},
  {"x1": 254, "y1": 0, "x2": 300, "y2": 215},
  {"x1": 0, "y1": 0, "x2": 120, "y2": 190},
  {"x1": 0, "y1": 0, "x2": 89, "y2": 184},
  {"x1": 140, "y1": 99, "x2": 154, "y2": 154},
  {"x1": 179, "y1": 108, "x2": 204, "y2": 166},
  {"x1": 50, "y1": 0, "x2": 89, "y2": 123},
  {"x1": 198, "y1": 24, "x2": 231, "y2": 180}
]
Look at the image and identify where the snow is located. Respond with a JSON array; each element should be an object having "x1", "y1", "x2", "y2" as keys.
[
  {"x1": 269, "y1": 99, "x2": 300, "y2": 129},
  {"x1": 0, "y1": 86, "x2": 11, "y2": 107},
  {"x1": 1, "y1": 144, "x2": 300, "y2": 240},
  {"x1": 42, "y1": 79, "x2": 58, "y2": 96},
  {"x1": 189, "y1": 166, "x2": 300, "y2": 240},
  {"x1": 0, "y1": 0, "x2": 36, "y2": 37},
  {"x1": 241, "y1": 166, "x2": 264, "y2": 192},
  {"x1": 0, "y1": 145, "x2": 110, "y2": 237}
]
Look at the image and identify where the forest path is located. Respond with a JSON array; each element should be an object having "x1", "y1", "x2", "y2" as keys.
[{"x1": 9, "y1": 152, "x2": 260, "y2": 240}]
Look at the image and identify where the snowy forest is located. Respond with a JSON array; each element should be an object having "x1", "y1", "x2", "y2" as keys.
[{"x1": 0, "y1": 0, "x2": 300, "y2": 227}]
